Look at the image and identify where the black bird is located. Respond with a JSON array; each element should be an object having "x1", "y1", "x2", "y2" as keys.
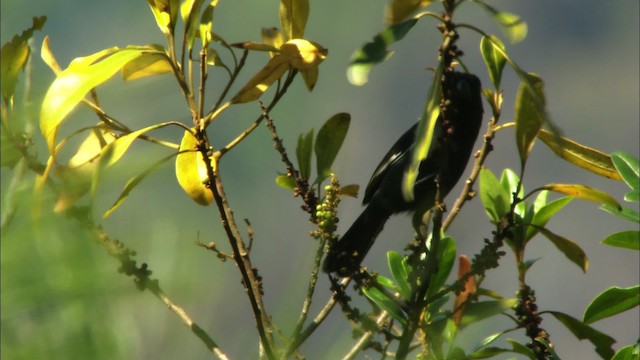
[{"x1": 323, "y1": 72, "x2": 484, "y2": 276}]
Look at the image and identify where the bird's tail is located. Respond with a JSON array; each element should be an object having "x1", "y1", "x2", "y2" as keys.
[{"x1": 323, "y1": 205, "x2": 389, "y2": 276}]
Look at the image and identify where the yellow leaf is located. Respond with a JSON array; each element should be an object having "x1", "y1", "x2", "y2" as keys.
[
  {"x1": 122, "y1": 51, "x2": 172, "y2": 81},
  {"x1": 176, "y1": 130, "x2": 213, "y2": 206},
  {"x1": 384, "y1": 0, "x2": 432, "y2": 25},
  {"x1": 281, "y1": 39, "x2": 327, "y2": 71},
  {"x1": 262, "y1": 27, "x2": 284, "y2": 57},
  {"x1": 280, "y1": 0, "x2": 309, "y2": 40},
  {"x1": 539, "y1": 183, "x2": 621, "y2": 210},
  {"x1": 537, "y1": 129, "x2": 622, "y2": 181},
  {"x1": 230, "y1": 53, "x2": 290, "y2": 103}
]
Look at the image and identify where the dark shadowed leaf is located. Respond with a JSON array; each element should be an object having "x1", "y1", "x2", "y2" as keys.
[
  {"x1": 314, "y1": 113, "x2": 350, "y2": 182},
  {"x1": 537, "y1": 226, "x2": 588, "y2": 272},
  {"x1": 548, "y1": 311, "x2": 615, "y2": 359},
  {"x1": 296, "y1": 128, "x2": 313, "y2": 180},
  {"x1": 515, "y1": 73, "x2": 545, "y2": 168}
]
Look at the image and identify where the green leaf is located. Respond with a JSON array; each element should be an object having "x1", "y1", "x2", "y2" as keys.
[
  {"x1": 500, "y1": 168, "x2": 524, "y2": 216},
  {"x1": 480, "y1": 35, "x2": 506, "y2": 89},
  {"x1": 275, "y1": 174, "x2": 296, "y2": 190},
  {"x1": 459, "y1": 299, "x2": 517, "y2": 328},
  {"x1": 100, "y1": 123, "x2": 172, "y2": 168},
  {"x1": 600, "y1": 204, "x2": 640, "y2": 224},
  {"x1": 347, "y1": 18, "x2": 418, "y2": 86},
  {"x1": 611, "y1": 151, "x2": 640, "y2": 192},
  {"x1": 387, "y1": 251, "x2": 411, "y2": 299},
  {"x1": 583, "y1": 285, "x2": 640, "y2": 324},
  {"x1": 493, "y1": 12, "x2": 528, "y2": 44},
  {"x1": 279, "y1": 0, "x2": 309, "y2": 40},
  {"x1": 40, "y1": 47, "x2": 146, "y2": 153},
  {"x1": 230, "y1": 52, "x2": 290, "y2": 103},
  {"x1": 601, "y1": 230, "x2": 639, "y2": 250},
  {"x1": 547, "y1": 311, "x2": 615, "y2": 359},
  {"x1": 402, "y1": 64, "x2": 442, "y2": 202},
  {"x1": 198, "y1": 1, "x2": 217, "y2": 47},
  {"x1": 506, "y1": 339, "x2": 537, "y2": 358},
  {"x1": 314, "y1": 113, "x2": 350, "y2": 182},
  {"x1": 426, "y1": 235, "x2": 456, "y2": 299},
  {"x1": 611, "y1": 343, "x2": 640, "y2": 360},
  {"x1": 104, "y1": 152, "x2": 177, "y2": 218},
  {"x1": 361, "y1": 286, "x2": 407, "y2": 325},
  {"x1": 515, "y1": 73, "x2": 545, "y2": 168},
  {"x1": 539, "y1": 183, "x2": 621, "y2": 211},
  {"x1": 538, "y1": 226, "x2": 588, "y2": 272},
  {"x1": 479, "y1": 167, "x2": 510, "y2": 222},
  {"x1": 537, "y1": 129, "x2": 622, "y2": 180},
  {"x1": 296, "y1": 128, "x2": 313, "y2": 179},
  {"x1": 625, "y1": 189, "x2": 639, "y2": 203},
  {"x1": 525, "y1": 197, "x2": 573, "y2": 241},
  {"x1": 181, "y1": 0, "x2": 205, "y2": 51},
  {"x1": 1, "y1": 16, "x2": 46, "y2": 108}
]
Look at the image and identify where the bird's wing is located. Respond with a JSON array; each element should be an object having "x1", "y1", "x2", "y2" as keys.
[{"x1": 363, "y1": 123, "x2": 418, "y2": 204}]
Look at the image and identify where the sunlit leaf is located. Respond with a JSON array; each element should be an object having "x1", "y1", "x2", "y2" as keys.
[
  {"x1": 611, "y1": 151, "x2": 639, "y2": 191},
  {"x1": 537, "y1": 226, "x2": 588, "y2": 272},
  {"x1": 100, "y1": 123, "x2": 172, "y2": 168},
  {"x1": 601, "y1": 230, "x2": 639, "y2": 250},
  {"x1": 176, "y1": 130, "x2": 213, "y2": 206},
  {"x1": 402, "y1": 64, "x2": 441, "y2": 201},
  {"x1": 611, "y1": 343, "x2": 639, "y2": 360},
  {"x1": 480, "y1": 35, "x2": 507, "y2": 89},
  {"x1": 181, "y1": 0, "x2": 205, "y2": 50},
  {"x1": 583, "y1": 285, "x2": 640, "y2": 324},
  {"x1": 340, "y1": 184, "x2": 360, "y2": 198},
  {"x1": 361, "y1": 286, "x2": 407, "y2": 325},
  {"x1": 384, "y1": 0, "x2": 432, "y2": 25},
  {"x1": 279, "y1": 0, "x2": 309, "y2": 40},
  {"x1": 230, "y1": 53, "x2": 290, "y2": 103},
  {"x1": 515, "y1": 73, "x2": 545, "y2": 168},
  {"x1": 122, "y1": 48, "x2": 172, "y2": 81},
  {"x1": 296, "y1": 128, "x2": 313, "y2": 179},
  {"x1": 537, "y1": 129, "x2": 622, "y2": 180},
  {"x1": 388, "y1": 251, "x2": 411, "y2": 299},
  {"x1": 1, "y1": 16, "x2": 46, "y2": 107},
  {"x1": 538, "y1": 183, "x2": 621, "y2": 210},
  {"x1": 500, "y1": 168, "x2": 524, "y2": 216},
  {"x1": 146, "y1": 0, "x2": 179, "y2": 35},
  {"x1": 314, "y1": 113, "x2": 350, "y2": 182},
  {"x1": 479, "y1": 167, "x2": 510, "y2": 222},
  {"x1": 40, "y1": 47, "x2": 145, "y2": 153},
  {"x1": 40, "y1": 36, "x2": 62, "y2": 75},
  {"x1": 525, "y1": 197, "x2": 573, "y2": 242},
  {"x1": 198, "y1": 1, "x2": 217, "y2": 47},
  {"x1": 281, "y1": 39, "x2": 327, "y2": 71},
  {"x1": 426, "y1": 235, "x2": 456, "y2": 299},
  {"x1": 347, "y1": 18, "x2": 418, "y2": 86},
  {"x1": 600, "y1": 204, "x2": 640, "y2": 224},
  {"x1": 104, "y1": 152, "x2": 177, "y2": 218},
  {"x1": 275, "y1": 174, "x2": 296, "y2": 190},
  {"x1": 548, "y1": 311, "x2": 615, "y2": 359},
  {"x1": 493, "y1": 12, "x2": 528, "y2": 44}
]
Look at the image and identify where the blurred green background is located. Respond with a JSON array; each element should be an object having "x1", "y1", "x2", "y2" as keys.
[{"x1": 1, "y1": 1, "x2": 638, "y2": 359}]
